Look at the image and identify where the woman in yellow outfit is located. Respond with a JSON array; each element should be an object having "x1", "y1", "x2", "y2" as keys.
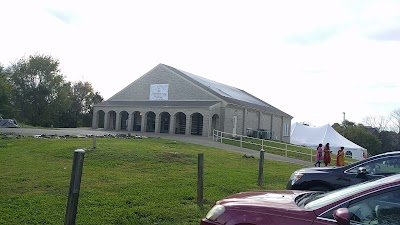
[{"x1": 336, "y1": 146, "x2": 345, "y2": 166}]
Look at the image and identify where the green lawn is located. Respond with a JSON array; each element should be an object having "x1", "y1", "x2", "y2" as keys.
[{"x1": 0, "y1": 136, "x2": 304, "y2": 225}]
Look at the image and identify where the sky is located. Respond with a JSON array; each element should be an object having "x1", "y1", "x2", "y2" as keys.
[{"x1": 1, "y1": 0, "x2": 400, "y2": 127}]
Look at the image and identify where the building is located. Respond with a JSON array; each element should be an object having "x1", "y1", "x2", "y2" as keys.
[{"x1": 92, "y1": 64, "x2": 292, "y2": 142}]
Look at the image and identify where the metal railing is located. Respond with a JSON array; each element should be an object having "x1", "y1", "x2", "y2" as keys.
[{"x1": 212, "y1": 129, "x2": 355, "y2": 164}]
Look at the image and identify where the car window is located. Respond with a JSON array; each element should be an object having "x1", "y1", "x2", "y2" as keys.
[
  {"x1": 347, "y1": 156, "x2": 400, "y2": 175},
  {"x1": 319, "y1": 187, "x2": 400, "y2": 224},
  {"x1": 347, "y1": 188, "x2": 400, "y2": 224},
  {"x1": 305, "y1": 175, "x2": 400, "y2": 210}
]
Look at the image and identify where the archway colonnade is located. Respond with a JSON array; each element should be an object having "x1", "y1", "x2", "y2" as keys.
[{"x1": 93, "y1": 109, "x2": 221, "y2": 136}]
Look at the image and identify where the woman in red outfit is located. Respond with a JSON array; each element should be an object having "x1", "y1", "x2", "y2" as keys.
[{"x1": 323, "y1": 143, "x2": 331, "y2": 166}]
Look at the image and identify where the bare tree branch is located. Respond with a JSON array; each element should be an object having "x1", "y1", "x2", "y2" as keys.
[
  {"x1": 390, "y1": 108, "x2": 400, "y2": 134},
  {"x1": 363, "y1": 115, "x2": 390, "y2": 132}
]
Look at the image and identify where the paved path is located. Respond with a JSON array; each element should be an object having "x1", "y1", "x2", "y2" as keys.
[{"x1": 0, "y1": 127, "x2": 313, "y2": 167}]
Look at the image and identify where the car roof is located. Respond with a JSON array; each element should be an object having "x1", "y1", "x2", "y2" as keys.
[
  {"x1": 368, "y1": 151, "x2": 400, "y2": 159},
  {"x1": 346, "y1": 151, "x2": 400, "y2": 167},
  {"x1": 375, "y1": 173, "x2": 400, "y2": 183}
]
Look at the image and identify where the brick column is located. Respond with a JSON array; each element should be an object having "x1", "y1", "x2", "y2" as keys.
[
  {"x1": 185, "y1": 114, "x2": 191, "y2": 135},
  {"x1": 105, "y1": 112, "x2": 110, "y2": 130},
  {"x1": 92, "y1": 110, "x2": 98, "y2": 129},
  {"x1": 169, "y1": 114, "x2": 174, "y2": 134},
  {"x1": 116, "y1": 112, "x2": 121, "y2": 131},
  {"x1": 154, "y1": 113, "x2": 160, "y2": 133},
  {"x1": 141, "y1": 113, "x2": 146, "y2": 132},
  {"x1": 127, "y1": 113, "x2": 133, "y2": 131}
]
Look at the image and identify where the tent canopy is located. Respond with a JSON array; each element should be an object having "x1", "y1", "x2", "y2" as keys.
[{"x1": 290, "y1": 122, "x2": 367, "y2": 160}]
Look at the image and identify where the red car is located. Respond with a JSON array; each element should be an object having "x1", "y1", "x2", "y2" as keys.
[{"x1": 201, "y1": 174, "x2": 400, "y2": 225}]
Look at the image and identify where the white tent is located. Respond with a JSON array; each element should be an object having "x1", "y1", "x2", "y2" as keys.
[{"x1": 290, "y1": 122, "x2": 367, "y2": 160}]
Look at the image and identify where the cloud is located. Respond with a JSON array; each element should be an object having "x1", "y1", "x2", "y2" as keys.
[
  {"x1": 368, "y1": 82, "x2": 400, "y2": 89},
  {"x1": 46, "y1": 8, "x2": 80, "y2": 24},
  {"x1": 369, "y1": 27, "x2": 400, "y2": 42},
  {"x1": 284, "y1": 26, "x2": 347, "y2": 46}
]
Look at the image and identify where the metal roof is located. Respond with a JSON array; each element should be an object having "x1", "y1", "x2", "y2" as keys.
[{"x1": 162, "y1": 64, "x2": 292, "y2": 117}]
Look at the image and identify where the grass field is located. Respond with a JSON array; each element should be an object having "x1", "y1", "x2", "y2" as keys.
[{"x1": 0, "y1": 136, "x2": 304, "y2": 225}]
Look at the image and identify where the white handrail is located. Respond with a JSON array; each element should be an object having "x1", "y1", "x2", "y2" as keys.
[{"x1": 211, "y1": 129, "x2": 355, "y2": 164}]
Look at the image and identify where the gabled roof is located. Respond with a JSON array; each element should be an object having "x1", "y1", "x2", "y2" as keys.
[
  {"x1": 96, "y1": 100, "x2": 220, "y2": 108},
  {"x1": 162, "y1": 64, "x2": 292, "y2": 118}
]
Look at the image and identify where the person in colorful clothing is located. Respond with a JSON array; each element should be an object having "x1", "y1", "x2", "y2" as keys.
[
  {"x1": 314, "y1": 144, "x2": 323, "y2": 167},
  {"x1": 323, "y1": 143, "x2": 331, "y2": 166},
  {"x1": 336, "y1": 146, "x2": 345, "y2": 166}
]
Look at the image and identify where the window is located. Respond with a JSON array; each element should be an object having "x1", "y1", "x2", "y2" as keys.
[
  {"x1": 347, "y1": 188, "x2": 400, "y2": 224},
  {"x1": 305, "y1": 176, "x2": 400, "y2": 210},
  {"x1": 283, "y1": 123, "x2": 290, "y2": 137},
  {"x1": 347, "y1": 156, "x2": 400, "y2": 175},
  {"x1": 318, "y1": 187, "x2": 400, "y2": 224}
]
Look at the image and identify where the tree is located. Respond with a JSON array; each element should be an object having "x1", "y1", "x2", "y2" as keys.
[
  {"x1": 390, "y1": 108, "x2": 400, "y2": 133},
  {"x1": 8, "y1": 54, "x2": 71, "y2": 127},
  {"x1": 389, "y1": 108, "x2": 400, "y2": 151},
  {"x1": 363, "y1": 115, "x2": 390, "y2": 132},
  {"x1": 83, "y1": 91, "x2": 103, "y2": 126},
  {"x1": 379, "y1": 131, "x2": 399, "y2": 152},
  {"x1": 332, "y1": 120, "x2": 356, "y2": 135},
  {"x1": 333, "y1": 121, "x2": 382, "y2": 156},
  {"x1": 344, "y1": 125, "x2": 382, "y2": 156},
  {"x1": 0, "y1": 64, "x2": 13, "y2": 118},
  {"x1": 332, "y1": 122, "x2": 344, "y2": 134},
  {"x1": 68, "y1": 81, "x2": 103, "y2": 127}
]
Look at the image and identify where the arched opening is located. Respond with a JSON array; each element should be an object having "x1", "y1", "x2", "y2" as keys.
[
  {"x1": 160, "y1": 112, "x2": 171, "y2": 133},
  {"x1": 174, "y1": 112, "x2": 186, "y2": 134},
  {"x1": 120, "y1": 111, "x2": 129, "y2": 130},
  {"x1": 191, "y1": 113, "x2": 203, "y2": 135},
  {"x1": 97, "y1": 110, "x2": 105, "y2": 128},
  {"x1": 211, "y1": 114, "x2": 220, "y2": 131},
  {"x1": 145, "y1": 111, "x2": 156, "y2": 132},
  {"x1": 107, "y1": 111, "x2": 117, "y2": 130},
  {"x1": 345, "y1": 150, "x2": 353, "y2": 158},
  {"x1": 132, "y1": 111, "x2": 142, "y2": 131}
]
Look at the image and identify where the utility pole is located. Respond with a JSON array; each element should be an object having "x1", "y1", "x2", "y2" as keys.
[{"x1": 342, "y1": 112, "x2": 346, "y2": 136}]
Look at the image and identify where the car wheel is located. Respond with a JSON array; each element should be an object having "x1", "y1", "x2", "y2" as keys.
[{"x1": 309, "y1": 186, "x2": 330, "y2": 192}]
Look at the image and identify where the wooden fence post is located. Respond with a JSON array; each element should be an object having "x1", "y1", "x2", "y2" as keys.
[
  {"x1": 93, "y1": 135, "x2": 97, "y2": 149},
  {"x1": 197, "y1": 153, "x2": 204, "y2": 208},
  {"x1": 258, "y1": 149, "x2": 265, "y2": 186},
  {"x1": 64, "y1": 149, "x2": 86, "y2": 225}
]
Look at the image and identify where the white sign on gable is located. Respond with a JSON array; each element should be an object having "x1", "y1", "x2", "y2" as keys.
[{"x1": 149, "y1": 84, "x2": 169, "y2": 100}]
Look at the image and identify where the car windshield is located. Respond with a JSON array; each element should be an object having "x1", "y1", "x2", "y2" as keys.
[
  {"x1": 304, "y1": 175, "x2": 400, "y2": 210},
  {"x1": 295, "y1": 192, "x2": 323, "y2": 207}
]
